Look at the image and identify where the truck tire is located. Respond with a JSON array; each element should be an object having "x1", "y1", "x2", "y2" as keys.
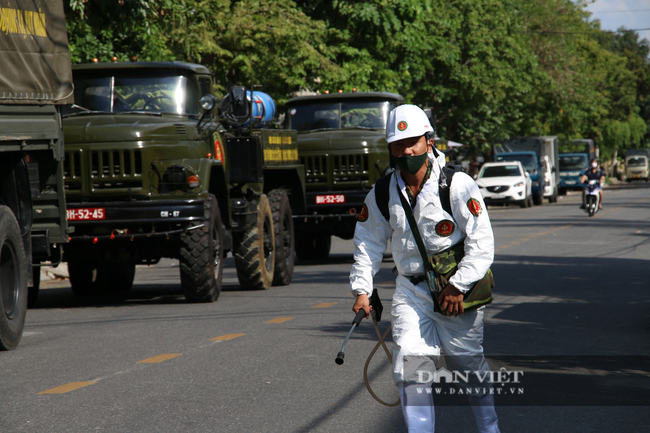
[
  {"x1": 268, "y1": 189, "x2": 294, "y2": 286},
  {"x1": 180, "y1": 194, "x2": 224, "y2": 302},
  {"x1": 68, "y1": 261, "x2": 136, "y2": 296},
  {"x1": 235, "y1": 194, "x2": 275, "y2": 290},
  {"x1": 533, "y1": 190, "x2": 544, "y2": 206},
  {"x1": 0, "y1": 206, "x2": 28, "y2": 351},
  {"x1": 295, "y1": 232, "x2": 331, "y2": 261},
  {"x1": 28, "y1": 265, "x2": 40, "y2": 308}
]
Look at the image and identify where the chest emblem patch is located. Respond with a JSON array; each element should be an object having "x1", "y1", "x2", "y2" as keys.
[
  {"x1": 358, "y1": 204, "x2": 369, "y2": 222},
  {"x1": 435, "y1": 220, "x2": 455, "y2": 237},
  {"x1": 467, "y1": 198, "x2": 482, "y2": 217}
]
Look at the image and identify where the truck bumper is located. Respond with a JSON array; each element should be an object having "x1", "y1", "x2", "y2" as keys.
[
  {"x1": 294, "y1": 190, "x2": 369, "y2": 218},
  {"x1": 559, "y1": 178, "x2": 583, "y2": 190},
  {"x1": 67, "y1": 199, "x2": 205, "y2": 241}
]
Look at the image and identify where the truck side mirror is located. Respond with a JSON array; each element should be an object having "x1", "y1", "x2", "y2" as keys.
[{"x1": 228, "y1": 86, "x2": 249, "y2": 119}]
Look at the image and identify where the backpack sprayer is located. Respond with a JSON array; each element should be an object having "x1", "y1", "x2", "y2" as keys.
[{"x1": 335, "y1": 289, "x2": 400, "y2": 407}]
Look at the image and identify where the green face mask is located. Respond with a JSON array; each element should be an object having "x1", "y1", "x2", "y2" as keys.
[{"x1": 393, "y1": 152, "x2": 428, "y2": 174}]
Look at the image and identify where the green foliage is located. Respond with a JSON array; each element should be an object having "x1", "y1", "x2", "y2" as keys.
[{"x1": 63, "y1": 0, "x2": 650, "y2": 161}]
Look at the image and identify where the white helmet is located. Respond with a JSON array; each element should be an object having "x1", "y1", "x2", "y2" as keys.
[{"x1": 386, "y1": 104, "x2": 433, "y2": 144}]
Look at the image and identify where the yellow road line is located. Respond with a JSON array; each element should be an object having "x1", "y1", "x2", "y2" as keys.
[
  {"x1": 38, "y1": 381, "x2": 96, "y2": 394},
  {"x1": 498, "y1": 245, "x2": 509, "y2": 249},
  {"x1": 310, "y1": 302, "x2": 338, "y2": 308},
  {"x1": 210, "y1": 333, "x2": 246, "y2": 341},
  {"x1": 137, "y1": 354, "x2": 182, "y2": 364},
  {"x1": 510, "y1": 241, "x2": 520, "y2": 245},
  {"x1": 520, "y1": 238, "x2": 530, "y2": 241},
  {"x1": 264, "y1": 317, "x2": 295, "y2": 324}
]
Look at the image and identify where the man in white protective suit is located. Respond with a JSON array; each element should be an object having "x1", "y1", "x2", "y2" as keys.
[{"x1": 349, "y1": 105, "x2": 500, "y2": 433}]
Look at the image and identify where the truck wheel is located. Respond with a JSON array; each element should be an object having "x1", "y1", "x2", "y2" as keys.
[
  {"x1": 68, "y1": 261, "x2": 97, "y2": 296},
  {"x1": 180, "y1": 194, "x2": 224, "y2": 302},
  {"x1": 0, "y1": 206, "x2": 28, "y2": 351},
  {"x1": 295, "y1": 232, "x2": 331, "y2": 261},
  {"x1": 235, "y1": 194, "x2": 275, "y2": 290},
  {"x1": 69, "y1": 261, "x2": 136, "y2": 296},
  {"x1": 28, "y1": 265, "x2": 40, "y2": 308},
  {"x1": 269, "y1": 189, "x2": 294, "y2": 286},
  {"x1": 533, "y1": 191, "x2": 543, "y2": 206},
  {"x1": 108, "y1": 263, "x2": 136, "y2": 292}
]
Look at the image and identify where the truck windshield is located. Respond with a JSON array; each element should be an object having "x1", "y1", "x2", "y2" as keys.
[
  {"x1": 480, "y1": 165, "x2": 522, "y2": 178},
  {"x1": 496, "y1": 154, "x2": 537, "y2": 172},
  {"x1": 627, "y1": 157, "x2": 647, "y2": 167},
  {"x1": 288, "y1": 100, "x2": 394, "y2": 131},
  {"x1": 560, "y1": 155, "x2": 588, "y2": 171},
  {"x1": 65, "y1": 71, "x2": 200, "y2": 115}
]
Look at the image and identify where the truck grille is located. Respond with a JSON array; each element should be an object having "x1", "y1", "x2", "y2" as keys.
[
  {"x1": 300, "y1": 153, "x2": 370, "y2": 187},
  {"x1": 333, "y1": 154, "x2": 368, "y2": 176},
  {"x1": 301, "y1": 155, "x2": 328, "y2": 183},
  {"x1": 64, "y1": 149, "x2": 143, "y2": 192}
]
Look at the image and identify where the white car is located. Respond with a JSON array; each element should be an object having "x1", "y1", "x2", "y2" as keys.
[{"x1": 476, "y1": 161, "x2": 533, "y2": 208}]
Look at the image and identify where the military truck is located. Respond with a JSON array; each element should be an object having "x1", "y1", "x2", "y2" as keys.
[
  {"x1": 0, "y1": 0, "x2": 72, "y2": 350},
  {"x1": 62, "y1": 62, "x2": 305, "y2": 301},
  {"x1": 284, "y1": 92, "x2": 404, "y2": 260}
]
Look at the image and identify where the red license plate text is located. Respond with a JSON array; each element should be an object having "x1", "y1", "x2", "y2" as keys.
[
  {"x1": 315, "y1": 194, "x2": 345, "y2": 204},
  {"x1": 67, "y1": 208, "x2": 106, "y2": 221}
]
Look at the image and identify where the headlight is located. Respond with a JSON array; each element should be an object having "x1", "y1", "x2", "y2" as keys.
[{"x1": 514, "y1": 182, "x2": 524, "y2": 187}]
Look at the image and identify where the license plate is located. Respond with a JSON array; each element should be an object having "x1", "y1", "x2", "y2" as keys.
[
  {"x1": 67, "y1": 207, "x2": 106, "y2": 221},
  {"x1": 634, "y1": 175, "x2": 640, "y2": 178},
  {"x1": 565, "y1": 180, "x2": 576, "y2": 185},
  {"x1": 315, "y1": 194, "x2": 345, "y2": 204}
]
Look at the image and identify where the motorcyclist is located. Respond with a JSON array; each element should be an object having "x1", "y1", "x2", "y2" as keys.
[{"x1": 579, "y1": 158, "x2": 605, "y2": 210}]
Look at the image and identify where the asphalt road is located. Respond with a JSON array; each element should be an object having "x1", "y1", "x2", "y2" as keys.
[{"x1": 2, "y1": 183, "x2": 649, "y2": 433}]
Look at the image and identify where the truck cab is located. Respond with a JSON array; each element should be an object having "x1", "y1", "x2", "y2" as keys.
[
  {"x1": 284, "y1": 91, "x2": 404, "y2": 260},
  {"x1": 559, "y1": 153, "x2": 590, "y2": 192}
]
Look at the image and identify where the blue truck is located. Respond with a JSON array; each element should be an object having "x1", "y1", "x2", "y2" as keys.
[
  {"x1": 558, "y1": 139, "x2": 596, "y2": 194},
  {"x1": 493, "y1": 136, "x2": 559, "y2": 205}
]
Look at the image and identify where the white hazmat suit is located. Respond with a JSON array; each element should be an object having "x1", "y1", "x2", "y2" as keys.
[{"x1": 350, "y1": 149, "x2": 500, "y2": 433}]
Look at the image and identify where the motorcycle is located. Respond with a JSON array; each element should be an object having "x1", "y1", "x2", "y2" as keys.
[{"x1": 584, "y1": 180, "x2": 600, "y2": 217}]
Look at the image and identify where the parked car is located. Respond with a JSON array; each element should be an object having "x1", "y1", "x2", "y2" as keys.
[{"x1": 476, "y1": 161, "x2": 532, "y2": 208}]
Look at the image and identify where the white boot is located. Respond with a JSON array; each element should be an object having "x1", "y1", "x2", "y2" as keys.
[
  {"x1": 400, "y1": 382, "x2": 435, "y2": 433},
  {"x1": 469, "y1": 393, "x2": 500, "y2": 433}
]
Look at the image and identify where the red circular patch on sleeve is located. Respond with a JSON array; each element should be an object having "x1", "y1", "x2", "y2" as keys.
[
  {"x1": 467, "y1": 198, "x2": 482, "y2": 217},
  {"x1": 358, "y1": 204, "x2": 369, "y2": 222},
  {"x1": 435, "y1": 220, "x2": 455, "y2": 237}
]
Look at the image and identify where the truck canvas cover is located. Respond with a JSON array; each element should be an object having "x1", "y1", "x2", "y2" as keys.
[
  {"x1": 494, "y1": 136, "x2": 554, "y2": 156},
  {"x1": 0, "y1": 0, "x2": 73, "y2": 105}
]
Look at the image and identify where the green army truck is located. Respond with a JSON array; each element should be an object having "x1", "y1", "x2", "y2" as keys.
[
  {"x1": 0, "y1": 0, "x2": 72, "y2": 350},
  {"x1": 62, "y1": 62, "x2": 305, "y2": 301},
  {"x1": 284, "y1": 92, "x2": 404, "y2": 260}
]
